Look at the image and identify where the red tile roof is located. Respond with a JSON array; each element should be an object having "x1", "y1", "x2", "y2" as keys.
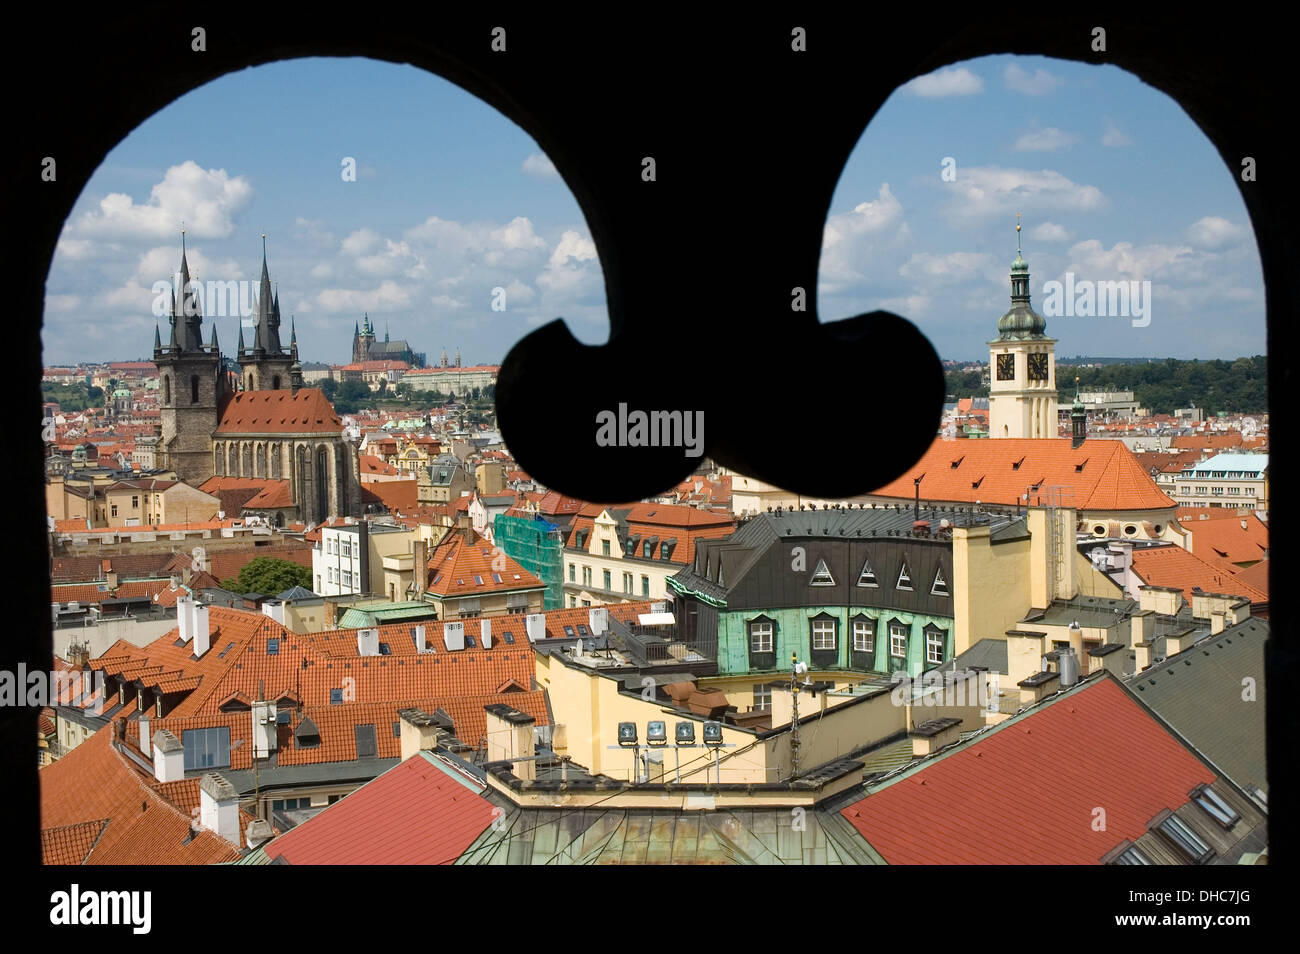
[
  {"x1": 564, "y1": 503, "x2": 737, "y2": 566},
  {"x1": 1130, "y1": 545, "x2": 1267, "y2": 604},
  {"x1": 362, "y1": 479, "x2": 419, "y2": 512},
  {"x1": 840, "y1": 676, "x2": 1216, "y2": 864},
  {"x1": 215, "y1": 388, "x2": 343, "y2": 435},
  {"x1": 262, "y1": 751, "x2": 495, "y2": 864},
  {"x1": 359, "y1": 455, "x2": 400, "y2": 476},
  {"x1": 51, "y1": 579, "x2": 172, "y2": 605},
  {"x1": 870, "y1": 437, "x2": 1175, "y2": 512},
  {"x1": 1185, "y1": 514, "x2": 1268, "y2": 570},
  {"x1": 426, "y1": 531, "x2": 545, "y2": 597},
  {"x1": 1171, "y1": 432, "x2": 1244, "y2": 451},
  {"x1": 1233, "y1": 559, "x2": 1269, "y2": 599},
  {"x1": 39, "y1": 729, "x2": 245, "y2": 864}
]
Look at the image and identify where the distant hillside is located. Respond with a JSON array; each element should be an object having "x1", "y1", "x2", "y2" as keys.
[{"x1": 944, "y1": 356, "x2": 1267, "y2": 416}]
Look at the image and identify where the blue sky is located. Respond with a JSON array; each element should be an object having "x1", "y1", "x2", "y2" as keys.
[
  {"x1": 819, "y1": 55, "x2": 1264, "y2": 360},
  {"x1": 44, "y1": 54, "x2": 1263, "y2": 366},
  {"x1": 44, "y1": 56, "x2": 606, "y2": 367}
]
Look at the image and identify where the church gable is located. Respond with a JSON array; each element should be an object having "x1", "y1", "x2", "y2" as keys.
[{"x1": 215, "y1": 389, "x2": 344, "y2": 435}]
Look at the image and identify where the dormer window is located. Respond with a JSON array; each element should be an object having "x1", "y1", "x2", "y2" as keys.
[
  {"x1": 896, "y1": 561, "x2": 912, "y2": 591},
  {"x1": 930, "y1": 566, "x2": 949, "y2": 597},
  {"x1": 857, "y1": 559, "x2": 878, "y2": 587},
  {"x1": 809, "y1": 559, "x2": 835, "y2": 586}
]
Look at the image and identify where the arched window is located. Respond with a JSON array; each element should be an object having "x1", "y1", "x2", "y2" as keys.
[
  {"x1": 162, "y1": 376, "x2": 170, "y2": 404},
  {"x1": 242, "y1": 443, "x2": 252, "y2": 477},
  {"x1": 214, "y1": 443, "x2": 224, "y2": 476},
  {"x1": 190, "y1": 375, "x2": 199, "y2": 404},
  {"x1": 315, "y1": 446, "x2": 330, "y2": 520},
  {"x1": 254, "y1": 443, "x2": 265, "y2": 478},
  {"x1": 270, "y1": 443, "x2": 280, "y2": 480},
  {"x1": 272, "y1": 375, "x2": 281, "y2": 390}
]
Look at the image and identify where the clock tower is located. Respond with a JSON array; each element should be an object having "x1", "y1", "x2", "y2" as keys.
[{"x1": 988, "y1": 217, "x2": 1057, "y2": 438}]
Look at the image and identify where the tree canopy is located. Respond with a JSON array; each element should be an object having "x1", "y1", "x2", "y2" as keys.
[{"x1": 221, "y1": 556, "x2": 311, "y2": 596}]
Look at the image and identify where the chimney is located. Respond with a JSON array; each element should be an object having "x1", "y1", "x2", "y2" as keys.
[
  {"x1": 412, "y1": 539, "x2": 427, "y2": 596},
  {"x1": 192, "y1": 603, "x2": 211, "y2": 657},
  {"x1": 480, "y1": 617, "x2": 492, "y2": 649},
  {"x1": 443, "y1": 621, "x2": 465, "y2": 651},
  {"x1": 357, "y1": 522, "x2": 370, "y2": 595},
  {"x1": 457, "y1": 511, "x2": 473, "y2": 544},
  {"x1": 1211, "y1": 612, "x2": 1226, "y2": 635},
  {"x1": 398, "y1": 707, "x2": 442, "y2": 761},
  {"x1": 151, "y1": 728, "x2": 184, "y2": 782},
  {"x1": 525, "y1": 613, "x2": 546, "y2": 643},
  {"x1": 910, "y1": 716, "x2": 963, "y2": 756},
  {"x1": 1130, "y1": 610, "x2": 1153, "y2": 647},
  {"x1": 414, "y1": 624, "x2": 428, "y2": 653},
  {"x1": 589, "y1": 607, "x2": 609, "y2": 636},
  {"x1": 1166, "y1": 630, "x2": 1196, "y2": 656},
  {"x1": 199, "y1": 773, "x2": 242, "y2": 846},
  {"x1": 252, "y1": 700, "x2": 278, "y2": 758},
  {"x1": 356, "y1": 627, "x2": 380, "y2": 657},
  {"x1": 484, "y1": 704, "x2": 536, "y2": 780},
  {"x1": 1134, "y1": 641, "x2": 1153, "y2": 673},
  {"x1": 245, "y1": 818, "x2": 273, "y2": 849},
  {"x1": 177, "y1": 595, "x2": 194, "y2": 642},
  {"x1": 323, "y1": 598, "x2": 338, "y2": 628},
  {"x1": 1240, "y1": 518, "x2": 1248, "y2": 530},
  {"x1": 106, "y1": 567, "x2": 119, "y2": 589}
]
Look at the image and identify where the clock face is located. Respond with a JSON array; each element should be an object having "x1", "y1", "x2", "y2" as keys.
[
  {"x1": 1028, "y1": 353, "x2": 1049, "y2": 381},
  {"x1": 996, "y1": 354, "x2": 1015, "y2": 381}
]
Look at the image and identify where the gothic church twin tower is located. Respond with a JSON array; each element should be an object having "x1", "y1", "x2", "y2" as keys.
[
  {"x1": 988, "y1": 219, "x2": 1059, "y2": 439},
  {"x1": 152, "y1": 237, "x2": 359, "y2": 523}
]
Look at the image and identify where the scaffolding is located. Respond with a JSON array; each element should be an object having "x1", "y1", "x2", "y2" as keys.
[{"x1": 494, "y1": 513, "x2": 565, "y2": 609}]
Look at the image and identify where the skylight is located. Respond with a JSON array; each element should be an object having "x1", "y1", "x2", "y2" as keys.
[{"x1": 809, "y1": 559, "x2": 835, "y2": 586}]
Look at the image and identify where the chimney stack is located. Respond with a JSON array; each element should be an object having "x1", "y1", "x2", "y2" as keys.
[
  {"x1": 412, "y1": 539, "x2": 428, "y2": 596},
  {"x1": 151, "y1": 729, "x2": 184, "y2": 782},
  {"x1": 457, "y1": 511, "x2": 473, "y2": 544},
  {"x1": 1134, "y1": 641, "x2": 1152, "y2": 673},
  {"x1": 177, "y1": 595, "x2": 194, "y2": 642},
  {"x1": 199, "y1": 773, "x2": 242, "y2": 846},
  {"x1": 398, "y1": 708, "x2": 442, "y2": 761},
  {"x1": 192, "y1": 603, "x2": 211, "y2": 657},
  {"x1": 414, "y1": 623, "x2": 428, "y2": 653},
  {"x1": 356, "y1": 627, "x2": 380, "y2": 657},
  {"x1": 1211, "y1": 612, "x2": 1226, "y2": 635}
]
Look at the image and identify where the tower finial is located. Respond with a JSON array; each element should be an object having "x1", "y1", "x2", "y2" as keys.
[
  {"x1": 181, "y1": 221, "x2": 186, "y2": 254},
  {"x1": 1016, "y1": 212, "x2": 1022, "y2": 253}
]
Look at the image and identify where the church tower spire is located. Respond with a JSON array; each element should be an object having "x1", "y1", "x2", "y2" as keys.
[{"x1": 988, "y1": 215, "x2": 1058, "y2": 439}]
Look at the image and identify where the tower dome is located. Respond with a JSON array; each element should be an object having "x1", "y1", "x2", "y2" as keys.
[{"x1": 997, "y1": 224, "x2": 1047, "y2": 339}]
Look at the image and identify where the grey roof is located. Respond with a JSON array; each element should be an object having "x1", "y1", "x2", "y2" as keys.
[
  {"x1": 276, "y1": 585, "x2": 318, "y2": 601},
  {"x1": 1127, "y1": 618, "x2": 1269, "y2": 795},
  {"x1": 671, "y1": 505, "x2": 1025, "y2": 604},
  {"x1": 952, "y1": 637, "x2": 1009, "y2": 674}
]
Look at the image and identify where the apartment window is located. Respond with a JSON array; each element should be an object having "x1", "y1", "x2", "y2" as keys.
[
  {"x1": 569, "y1": 563, "x2": 575, "y2": 582},
  {"x1": 623, "y1": 572, "x2": 633, "y2": 594},
  {"x1": 750, "y1": 620, "x2": 773, "y2": 653},
  {"x1": 753, "y1": 684, "x2": 772, "y2": 711},
  {"x1": 506, "y1": 593, "x2": 529, "y2": 614},
  {"x1": 131, "y1": 495, "x2": 139, "y2": 508},
  {"x1": 1156, "y1": 812, "x2": 1213, "y2": 863},
  {"x1": 602, "y1": 540, "x2": 611, "y2": 557},
  {"x1": 642, "y1": 575, "x2": 650, "y2": 596},
  {"x1": 568, "y1": 595, "x2": 575, "y2": 607},
  {"x1": 889, "y1": 623, "x2": 908, "y2": 659},
  {"x1": 582, "y1": 566, "x2": 592, "y2": 586},
  {"x1": 342, "y1": 570, "x2": 352, "y2": 588},
  {"x1": 852, "y1": 618, "x2": 874, "y2": 653},
  {"x1": 459, "y1": 597, "x2": 481, "y2": 618},
  {"x1": 342, "y1": 540, "x2": 352, "y2": 557},
  {"x1": 1228, "y1": 486, "x2": 1240, "y2": 495},
  {"x1": 603, "y1": 569, "x2": 612, "y2": 591},
  {"x1": 660, "y1": 543, "x2": 670, "y2": 560},
  {"x1": 811, "y1": 618, "x2": 836, "y2": 651},
  {"x1": 111, "y1": 505, "x2": 118, "y2": 517},
  {"x1": 1194, "y1": 785, "x2": 1240, "y2": 828},
  {"x1": 1195, "y1": 486, "x2": 1208, "y2": 495},
  {"x1": 926, "y1": 626, "x2": 946, "y2": 664},
  {"x1": 581, "y1": 599, "x2": 590, "y2": 607},
  {"x1": 643, "y1": 542, "x2": 652, "y2": 559}
]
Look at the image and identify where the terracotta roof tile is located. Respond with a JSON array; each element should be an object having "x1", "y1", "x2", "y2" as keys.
[
  {"x1": 839, "y1": 677, "x2": 1216, "y2": 864},
  {"x1": 870, "y1": 437, "x2": 1174, "y2": 512},
  {"x1": 1130, "y1": 545, "x2": 1267, "y2": 604},
  {"x1": 215, "y1": 388, "x2": 343, "y2": 435},
  {"x1": 426, "y1": 531, "x2": 544, "y2": 597}
]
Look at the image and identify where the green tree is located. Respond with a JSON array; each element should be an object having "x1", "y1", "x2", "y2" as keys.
[
  {"x1": 333, "y1": 378, "x2": 371, "y2": 414},
  {"x1": 224, "y1": 557, "x2": 311, "y2": 596},
  {"x1": 319, "y1": 377, "x2": 338, "y2": 400}
]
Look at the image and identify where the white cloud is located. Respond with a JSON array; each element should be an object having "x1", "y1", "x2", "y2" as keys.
[
  {"x1": 1101, "y1": 119, "x2": 1133, "y2": 147},
  {"x1": 341, "y1": 227, "x2": 382, "y2": 256},
  {"x1": 1186, "y1": 216, "x2": 1247, "y2": 249},
  {"x1": 1004, "y1": 63, "x2": 1064, "y2": 96},
  {"x1": 1012, "y1": 127, "x2": 1079, "y2": 152},
  {"x1": 315, "y1": 280, "x2": 413, "y2": 313},
  {"x1": 430, "y1": 294, "x2": 466, "y2": 310},
  {"x1": 45, "y1": 294, "x2": 80, "y2": 312},
  {"x1": 902, "y1": 67, "x2": 984, "y2": 97},
  {"x1": 1031, "y1": 222, "x2": 1070, "y2": 242},
  {"x1": 819, "y1": 183, "x2": 912, "y2": 295},
  {"x1": 522, "y1": 152, "x2": 559, "y2": 179},
  {"x1": 900, "y1": 251, "x2": 997, "y2": 286},
  {"x1": 64, "y1": 161, "x2": 252, "y2": 241},
  {"x1": 942, "y1": 166, "x2": 1106, "y2": 224}
]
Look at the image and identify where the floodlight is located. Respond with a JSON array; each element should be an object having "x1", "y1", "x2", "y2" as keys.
[
  {"x1": 702, "y1": 721, "x2": 723, "y2": 746},
  {"x1": 617, "y1": 721, "x2": 637, "y2": 746},
  {"x1": 646, "y1": 721, "x2": 667, "y2": 745},
  {"x1": 675, "y1": 722, "x2": 696, "y2": 745}
]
